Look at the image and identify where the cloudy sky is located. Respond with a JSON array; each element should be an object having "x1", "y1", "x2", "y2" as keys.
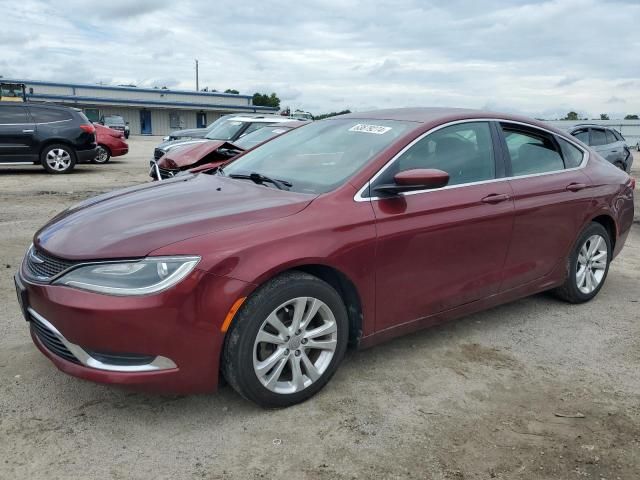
[{"x1": 3, "y1": 0, "x2": 639, "y2": 118}]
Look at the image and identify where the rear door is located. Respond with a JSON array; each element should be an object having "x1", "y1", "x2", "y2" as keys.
[
  {"x1": 370, "y1": 121, "x2": 515, "y2": 331},
  {"x1": 498, "y1": 123, "x2": 592, "y2": 291},
  {"x1": 604, "y1": 129, "x2": 625, "y2": 166},
  {"x1": 0, "y1": 104, "x2": 37, "y2": 162},
  {"x1": 590, "y1": 127, "x2": 616, "y2": 163}
]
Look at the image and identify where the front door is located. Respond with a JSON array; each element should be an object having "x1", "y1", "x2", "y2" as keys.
[
  {"x1": 370, "y1": 121, "x2": 514, "y2": 332},
  {"x1": 0, "y1": 105, "x2": 37, "y2": 162},
  {"x1": 196, "y1": 112, "x2": 207, "y2": 128},
  {"x1": 140, "y1": 110, "x2": 152, "y2": 135}
]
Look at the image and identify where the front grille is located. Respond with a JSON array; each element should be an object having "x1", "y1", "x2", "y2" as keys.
[
  {"x1": 25, "y1": 248, "x2": 76, "y2": 281},
  {"x1": 154, "y1": 148, "x2": 165, "y2": 160},
  {"x1": 30, "y1": 314, "x2": 80, "y2": 364}
]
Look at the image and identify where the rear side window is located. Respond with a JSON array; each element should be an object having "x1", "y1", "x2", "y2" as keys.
[
  {"x1": 572, "y1": 129, "x2": 589, "y2": 144},
  {"x1": 605, "y1": 129, "x2": 617, "y2": 144},
  {"x1": 557, "y1": 137, "x2": 584, "y2": 168},
  {"x1": 0, "y1": 105, "x2": 29, "y2": 124},
  {"x1": 590, "y1": 129, "x2": 607, "y2": 146},
  {"x1": 502, "y1": 126, "x2": 564, "y2": 176},
  {"x1": 390, "y1": 121, "x2": 495, "y2": 186},
  {"x1": 613, "y1": 130, "x2": 625, "y2": 141},
  {"x1": 29, "y1": 107, "x2": 72, "y2": 123}
]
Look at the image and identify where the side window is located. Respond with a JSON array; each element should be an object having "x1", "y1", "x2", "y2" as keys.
[
  {"x1": 29, "y1": 107, "x2": 72, "y2": 123},
  {"x1": 572, "y1": 129, "x2": 590, "y2": 145},
  {"x1": 590, "y1": 129, "x2": 607, "y2": 146},
  {"x1": 385, "y1": 121, "x2": 495, "y2": 187},
  {"x1": 613, "y1": 130, "x2": 625, "y2": 141},
  {"x1": 557, "y1": 137, "x2": 584, "y2": 169},
  {"x1": 605, "y1": 129, "x2": 617, "y2": 144},
  {"x1": 502, "y1": 126, "x2": 564, "y2": 176},
  {"x1": 0, "y1": 106, "x2": 29, "y2": 124}
]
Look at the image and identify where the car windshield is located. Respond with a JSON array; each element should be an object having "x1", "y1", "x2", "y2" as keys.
[
  {"x1": 104, "y1": 116, "x2": 125, "y2": 126},
  {"x1": 205, "y1": 119, "x2": 247, "y2": 140},
  {"x1": 223, "y1": 118, "x2": 414, "y2": 194},
  {"x1": 233, "y1": 126, "x2": 292, "y2": 149}
]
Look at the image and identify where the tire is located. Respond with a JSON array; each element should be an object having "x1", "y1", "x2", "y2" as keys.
[
  {"x1": 222, "y1": 271, "x2": 349, "y2": 408},
  {"x1": 554, "y1": 222, "x2": 611, "y2": 303},
  {"x1": 41, "y1": 144, "x2": 76, "y2": 174},
  {"x1": 94, "y1": 145, "x2": 111, "y2": 164}
]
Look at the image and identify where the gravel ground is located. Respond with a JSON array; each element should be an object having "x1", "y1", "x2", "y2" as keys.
[{"x1": 0, "y1": 139, "x2": 638, "y2": 480}]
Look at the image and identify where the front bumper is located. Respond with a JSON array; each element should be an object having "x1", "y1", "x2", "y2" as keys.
[
  {"x1": 76, "y1": 147, "x2": 99, "y2": 163},
  {"x1": 15, "y1": 268, "x2": 252, "y2": 394}
]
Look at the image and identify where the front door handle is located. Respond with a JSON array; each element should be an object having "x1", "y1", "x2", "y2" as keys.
[
  {"x1": 566, "y1": 183, "x2": 587, "y2": 192},
  {"x1": 22, "y1": 129, "x2": 34, "y2": 133},
  {"x1": 481, "y1": 193, "x2": 510, "y2": 204}
]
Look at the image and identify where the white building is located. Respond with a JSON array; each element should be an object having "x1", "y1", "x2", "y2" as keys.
[{"x1": 7, "y1": 79, "x2": 278, "y2": 136}]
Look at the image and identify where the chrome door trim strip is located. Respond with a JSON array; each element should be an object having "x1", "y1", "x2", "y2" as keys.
[{"x1": 354, "y1": 117, "x2": 589, "y2": 202}]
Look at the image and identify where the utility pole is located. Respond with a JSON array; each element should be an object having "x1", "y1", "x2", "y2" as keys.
[{"x1": 195, "y1": 59, "x2": 199, "y2": 91}]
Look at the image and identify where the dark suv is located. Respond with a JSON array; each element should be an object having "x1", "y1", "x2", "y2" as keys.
[
  {"x1": 0, "y1": 102, "x2": 98, "y2": 173},
  {"x1": 568, "y1": 124, "x2": 633, "y2": 172}
]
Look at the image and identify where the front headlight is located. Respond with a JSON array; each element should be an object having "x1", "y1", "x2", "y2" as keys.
[
  {"x1": 162, "y1": 136, "x2": 170, "y2": 141},
  {"x1": 54, "y1": 256, "x2": 200, "y2": 296}
]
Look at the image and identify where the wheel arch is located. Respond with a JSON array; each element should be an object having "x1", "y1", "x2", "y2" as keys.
[
  {"x1": 589, "y1": 213, "x2": 617, "y2": 250},
  {"x1": 98, "y1": 143, "x2": 112, "y2": 156},
  {"x1": 39, "y1": 139, "x2": 77, "y2": 158}
]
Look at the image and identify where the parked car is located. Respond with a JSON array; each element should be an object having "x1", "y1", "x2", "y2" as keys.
[
  {"x1": 100, "y1": 115, "x2": 129, "y2": 139},
  {"x1": 150, "y1": 120, "x2": 309, "y2": 180},
  {"x1": 15, "y1": 108, "x2": 635, "y2": 407},
  {"x1": 0, "y1": 102, "x2": 97, "y2": 173},
  {"x1": 161, "y1": 113, "x2": 237, "y2": 142},
  {"x1": 568, "y1": 124, "x2": 633, "y2": 172},
  {"x1": 153, "y1": 115, "x2": 292, "y2": 161},
  {"x1": 93, "y1": 123, "x2": 129, "y2": 164}
]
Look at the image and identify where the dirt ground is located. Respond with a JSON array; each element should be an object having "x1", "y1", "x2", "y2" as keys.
[{"x1": 0, "y1": 138, "x2": 638, "y2": 480}]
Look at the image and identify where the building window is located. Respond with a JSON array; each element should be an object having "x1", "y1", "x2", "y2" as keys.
[
  {"x1": 83, "y1": 108, "x2": 100, "y2": 123},
  {"x1": 169, "y1": 112, "x2": 183, "y2": 129}
]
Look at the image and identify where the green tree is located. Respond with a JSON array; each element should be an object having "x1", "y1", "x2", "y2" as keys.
[
  {"x1": 624, "y1": 114, "x2": 639, "y2": 120},
  {"x1": 563, "y1": 111, "x2": 579, "y2": 121},
  {"x1": 600, "y1": 113, "x2": 609, "y2": 120},
  {"x1": 224, "y1": 89, "x2": 239, "y2": 94},
  {"x1": 252, "y1": 92, "x2": 280, "y2": 109}
]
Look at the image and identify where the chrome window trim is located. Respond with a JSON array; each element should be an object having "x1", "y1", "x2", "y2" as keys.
[
  {"x1": 28, "y1": 308, "x2": 177, "y2": 372},
  {"x1": 354, "y1": 118, "x2": 589, "y2": 202}
]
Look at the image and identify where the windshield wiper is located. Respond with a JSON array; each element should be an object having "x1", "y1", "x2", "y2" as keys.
[{"x1": 228, "y1": 172, "x2": 292, "y2": 190}]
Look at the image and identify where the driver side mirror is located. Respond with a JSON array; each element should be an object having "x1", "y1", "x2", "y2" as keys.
[{"x1": 373, "y1": 169, "x2": 449, "y2": 195}]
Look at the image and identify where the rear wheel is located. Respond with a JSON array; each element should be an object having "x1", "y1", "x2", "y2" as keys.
[
  {"x1": 94, "y1": 145, "x2": 111, "y2": 164},
  {"x1": 222, "y1": 271, "x2": 348, "y2": 408},
  {"x1": 554, "y1": 222, "x2": 611, "y2": 303},
  {"x1": 41, "y1": 144, "x2": 76, "y2": 174}
]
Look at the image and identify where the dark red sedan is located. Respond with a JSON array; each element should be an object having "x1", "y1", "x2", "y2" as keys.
[{"x1": 15, "y1": 108, "x2": 635, "y2": 407}]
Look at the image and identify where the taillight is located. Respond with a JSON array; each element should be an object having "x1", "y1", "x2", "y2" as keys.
[
  {"x1": 631, "y1": 177, "x2": 636, "y2": 190},
  {"x1": 80, "y1": 124, "x2": 95, "y2": 134}
]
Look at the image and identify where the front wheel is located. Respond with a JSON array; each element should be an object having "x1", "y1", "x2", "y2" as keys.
[
  {"x1": 554, "y1": 222, "x2": 611, "y2": 303},
  {"x1": 222, "y1": 271, "x2": 349, "y2": 408},
  {"x1": 94, "y1": 145, "x2": 111, "y2": 163}
]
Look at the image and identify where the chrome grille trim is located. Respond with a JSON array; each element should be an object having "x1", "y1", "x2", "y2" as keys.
[
  {"x1": 24, "y1": 246, "x2": 77, "y2": 282},
  {"x1": 28, "y1": 308, "x2": 177, "y2": 372}
]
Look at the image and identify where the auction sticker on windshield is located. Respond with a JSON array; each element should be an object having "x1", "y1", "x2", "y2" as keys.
[{"x1": 349, "y1": 124, "x2": 392, "y2": 134}]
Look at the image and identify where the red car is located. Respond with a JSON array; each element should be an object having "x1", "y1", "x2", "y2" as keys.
[
  {"x1": 15, "y1": 108, "x2": 635, "y2": 407},
  {"x1": 93, "y1": 123, "x2": 128, "y2": 163}
]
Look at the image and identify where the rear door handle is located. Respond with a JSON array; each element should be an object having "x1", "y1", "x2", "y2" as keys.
[
  {"x1": 566, "y1": 183, "x2": 587, "y2": 192},
  {"x1": 481, "y1": 193, "x2": 510, "y2": 204},
  {"x1": 22, "y1": 129, "x2": 34, "y2": 133}
]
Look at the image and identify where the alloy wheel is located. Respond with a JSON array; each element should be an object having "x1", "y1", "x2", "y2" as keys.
[
  {"x1": 95, "y1": 146, "x2": 109, "y2": 163},
  {"x1": 46, "y1": 148, "x2": 72, "y2": 171},
  {"x1": 253, "y1": 297, "x2": 338, "y2": 395},
  {"x1": 576, "y1": 234, "x2": 608, "y2": 294}
]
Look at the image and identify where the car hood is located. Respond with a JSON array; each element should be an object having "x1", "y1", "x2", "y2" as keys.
[
  {"x1": 159, "y1": 141, "x2": 243, "y2": 169},
  {"x1": 169, "y1": 128, "x2": 208, "y2": 139},
  {"x1": 34, "y1": 174, "x2": 315, "y2": 260},
  {"x1": 156, "y1": 137, "x2": 210, "y2": 152}
]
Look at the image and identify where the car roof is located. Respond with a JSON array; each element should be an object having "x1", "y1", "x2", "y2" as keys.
[
  {"x1": 265, "y1": 120, "x2": 310, "y2": 128},
  {"x1": 228, "y1": 115, "x2": 292, "y2": 123},
  {"x1": 0, "y1": 101, "x2": 71, "y2": 111}
]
